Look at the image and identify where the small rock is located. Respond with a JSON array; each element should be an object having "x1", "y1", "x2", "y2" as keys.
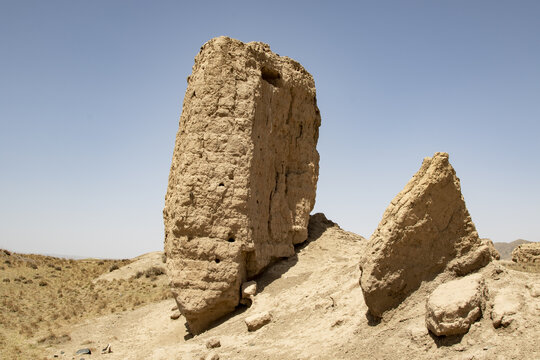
[
  {"x1": 102, "y1": 343, "x2": 112, "y2": 354},
  {"x1": 206, "y1": 353, "x2": 219, "y2": 360},
  {"x1": 491, "y1": 289, "x2": 520, "y2": 328},
  {"x1": 242, "y1": 281, "x2": 257, "y2": 298},
  {"x1": 245, "y1": 311, "x2": 272, "y2": 331},
  {"x1": 170, "y1": 311, "x2": 181, "y2": 320},
  {"x1": 526, "y1": 283, "x2": 540, "y2": 298},
  {"x1": 76, "y1": 348, "x2": 92, "y2": 355},
  {"x1": 407, "y1": 324, "x2": 428, "y2": 342},
  {"x1": 426, "y1": 273, "x2": 487, "y2": 336},
  {"x1": 240, "y1": 281, "x2": 257, "y2": 305},
  {"x1": 206, "y1": 338, "x2": 221, "y2": 349},
  {"x1": 171, "y1": 305, "x2": 178, "y2": 311}
]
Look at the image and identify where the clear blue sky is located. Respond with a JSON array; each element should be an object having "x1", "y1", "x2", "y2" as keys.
[{"x1": 1, "y1": 1, "x2": 539, "y2": 258}]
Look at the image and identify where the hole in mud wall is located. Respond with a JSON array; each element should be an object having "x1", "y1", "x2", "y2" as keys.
[
  {"x1": 261, "y1": 66, "x2": 281, "y2": 86},
  {"x1": 218, "y1": 183, "x2": 224, "y2": 187},
  {"x1": 215, "y1": 258, "x2": 221, "y2": 264},
  {"x1": 227, "y1": 237, "x2": 235, "y2": 243}
]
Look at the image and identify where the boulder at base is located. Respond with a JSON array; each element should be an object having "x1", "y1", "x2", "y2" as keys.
[
  {"x1": 359, "y1": 152, "x2": 495, "y2": 317},
  {"x1": 426, "y1": 273, "x2": 487, "y2": 336}
]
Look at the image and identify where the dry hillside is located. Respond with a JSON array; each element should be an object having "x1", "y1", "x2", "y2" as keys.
[{"x1": 0, "y1": 250, "x2": 171, "y2": 359}]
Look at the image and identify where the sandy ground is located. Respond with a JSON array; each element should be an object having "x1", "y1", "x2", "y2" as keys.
[{"x1": 43, "y1": 218, "x2": 540, "y2": 360}]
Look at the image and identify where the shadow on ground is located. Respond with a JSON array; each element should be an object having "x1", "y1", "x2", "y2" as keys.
[
  {"x1": 184, "y1": 213, "x2": 337, "y2": 336},
  {"x1": 429, "y1": 332, "x2": 465, "y2": 347},
  {"x1": 257, "y1": 213, "x2": 336, "y2": 293}
]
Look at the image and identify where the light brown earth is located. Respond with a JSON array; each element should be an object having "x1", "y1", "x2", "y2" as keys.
[{"x1": 5, "y1": 215, "x2": 538, "y2": 360}]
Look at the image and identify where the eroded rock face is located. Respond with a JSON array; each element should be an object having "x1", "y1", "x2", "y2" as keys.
[
  {"x1": 426, "y1": 273, "x2": 487, "y2": 336},
  {"x1": 511, "y1": 243, "x2": 540, "y2": 263},
  {"x1": 359, "y1": 152, "x2": 494, "y2": 317},
  {"x1": 163, "y1": 37, "x2": 320, "y2": 333}
]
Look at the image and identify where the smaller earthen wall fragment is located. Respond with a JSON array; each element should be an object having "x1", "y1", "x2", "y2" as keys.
[
  {"x1": 359, "y1": 152, "x2": 494, "y2": 317},
  {"x1": 511, "y1": 243, "x2": 540, "y2": 263}
]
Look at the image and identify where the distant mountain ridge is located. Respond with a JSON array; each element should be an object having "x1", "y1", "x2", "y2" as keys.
[{"x1": 493, "y1": 239, "x2": 532, "y2": 260}]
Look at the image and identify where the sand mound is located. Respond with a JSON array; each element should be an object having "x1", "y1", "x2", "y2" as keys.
[
  {"x1": 93, "y1": 252, "x2": 165, "y2": 282},
  {"x1": 44, "y1": 215, "x2": 539, "y2": 360}
]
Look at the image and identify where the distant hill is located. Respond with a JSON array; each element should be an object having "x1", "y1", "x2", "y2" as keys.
[{"x1": 493, "y1": 239, "x2": 532, "y2": 260}]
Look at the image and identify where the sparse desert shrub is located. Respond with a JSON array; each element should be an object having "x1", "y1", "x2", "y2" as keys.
[
  {"x1": 55, "y1": 266, "x2": 62, "y2": 271},
  {"x1": 503, "y1": 262, "x2": 540, "y2": 274},
  {"x1": 19, "y1": 324, "x2": 35, "y2": 337},
  {"x1": 3, "y1": 278, "x2": 9, "y2": 283},
  {"x1": 37, "y1": 332, "x2": 71, "y2": 345},
  {"x1": 39, "y1": 280, "x2": 48, "y2": 286},
  {"x1": 109, "y1": 264, "x2": 119, "y2": 272},
  {"x1": 144, "y1": 266, "x2": 166, "y2": 278},
  {"x1": 6, "y1": 300, "x2": 20, "y2": 312}
]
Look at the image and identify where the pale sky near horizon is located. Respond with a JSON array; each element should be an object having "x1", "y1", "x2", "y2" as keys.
[{"x1": 1, "y1": 1, "x2": 539, "y2": 258}]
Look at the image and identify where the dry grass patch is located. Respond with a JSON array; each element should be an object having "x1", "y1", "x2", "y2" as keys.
[
  {"x1": 502, "y1": 261, "x2": 540, "y2": 273},
  {"x1": 0, "y1": 249, "x2": 172, "y2": 359}
]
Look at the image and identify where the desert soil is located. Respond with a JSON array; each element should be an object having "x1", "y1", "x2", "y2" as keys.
[{"x1": 2, "y1": 219, "x2": 539, "y2": 360}]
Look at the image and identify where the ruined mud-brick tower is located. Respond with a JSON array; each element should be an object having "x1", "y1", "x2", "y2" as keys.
[{"x1": 163, "y1": 37, "x2": 321, "y2": 333}]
